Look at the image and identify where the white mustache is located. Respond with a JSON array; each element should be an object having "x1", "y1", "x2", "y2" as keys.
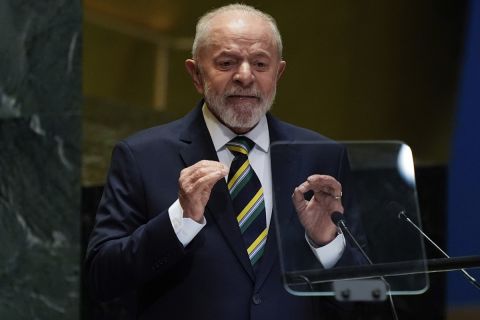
[{"x1": 224, "y1": 88, "x2": 261, "y2": 98}]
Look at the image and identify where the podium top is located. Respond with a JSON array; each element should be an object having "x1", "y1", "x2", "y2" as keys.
[{"x1": 270, "y1": 141, "x2": 480, "y2": 296}]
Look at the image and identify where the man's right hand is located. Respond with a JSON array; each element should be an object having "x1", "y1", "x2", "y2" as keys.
[{"x1": 178, "y1": 160, "x2": 229, "y2": 222}]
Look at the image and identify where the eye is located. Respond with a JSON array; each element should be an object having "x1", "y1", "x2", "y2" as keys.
[
  {"x1": 253, "y1": 60, "x2": 269, "y2": 70},
  {"x1": 216, "y1": 59, "x2": 236, "y2": 70}
]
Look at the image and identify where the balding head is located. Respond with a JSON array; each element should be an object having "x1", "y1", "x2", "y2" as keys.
[{"x1": 192, "y1": 4, "x2": 283, "y2": 60}]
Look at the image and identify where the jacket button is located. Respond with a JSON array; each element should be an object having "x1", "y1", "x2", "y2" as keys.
[{"x1": 252, "y1": 294, "x2": 262, "y2": 305}]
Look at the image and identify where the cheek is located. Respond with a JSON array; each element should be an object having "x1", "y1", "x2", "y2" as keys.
[
  {"x1": 261, "y1": 70, "x2": 279, "y2": 83},
  {"x1": 257, "y1": 76, "x2": 276, "y2": 93},
  {"x1": 207, "y1": 73, "x2": 232, "y2": 92}
]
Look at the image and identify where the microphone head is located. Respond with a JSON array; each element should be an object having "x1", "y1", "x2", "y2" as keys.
[
  {"x1": 386, "y1": 201, "x2": 407, "y2": 220},
  {"x1": 331, "y1": 211, "x2": 344, "y2": 225}
]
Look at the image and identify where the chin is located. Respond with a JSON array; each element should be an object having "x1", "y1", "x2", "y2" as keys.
[
  {"x1": 219, "y1": 105, "x2": 267, "y2": 129},
  {"x1": 206, "y1": 94, "x2": 273, "y2": 132},
  {"x1": 224, "y1": 113, "x2": 255, "y2": 128}
]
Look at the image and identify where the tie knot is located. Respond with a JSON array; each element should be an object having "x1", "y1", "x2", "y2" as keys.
[{"x1": 226, "y1": 136, "x2": 255, "y2": 156}]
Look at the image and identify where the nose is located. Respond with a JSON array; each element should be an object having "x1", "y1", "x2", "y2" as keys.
[{"x1": 233, "y1": 61, "x2": 254, "y2": 87}]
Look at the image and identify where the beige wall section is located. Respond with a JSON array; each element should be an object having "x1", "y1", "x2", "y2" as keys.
[
  {"x1": 83, "y1": 0, "x2": 465, "y2": 184},
  {"x1": 83, "y1": 23, "x2": 156, "y2": 108}
]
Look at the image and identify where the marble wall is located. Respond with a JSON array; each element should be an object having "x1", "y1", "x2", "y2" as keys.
[{"x1": 0, "y1": 0, "x2": 81, "y2": 319}]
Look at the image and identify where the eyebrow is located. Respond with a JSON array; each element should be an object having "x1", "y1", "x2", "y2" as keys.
[{"x1": 215, "y1": 49, "x2": 272, "y2": 59}]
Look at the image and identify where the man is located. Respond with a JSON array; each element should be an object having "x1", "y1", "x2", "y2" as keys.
[{"x1": 87, "y1": 4, "x2": 364, "y2": 319}]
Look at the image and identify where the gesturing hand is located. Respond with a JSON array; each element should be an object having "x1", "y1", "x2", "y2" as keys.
[
  {"x1": 179, "y1": 160, "x2": 229, "y2": 222},
  {"x1": 292, "y1": 175, "x2": 344, "y2": 246}
]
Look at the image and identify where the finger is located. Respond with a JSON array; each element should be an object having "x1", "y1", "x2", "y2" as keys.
[
  {"x1": 194, "y1": 169, "x2": 228, "y2": 190},
  {"x1": 295, "y1": 180, "x2": 313, "y2": 195},
  {"x1": 181, "y1": 170, "x2": 224, "y2": 194},
  {"x1": 295, "y1": 176, "x2": 341, "y2": 198},
  {"x1": 306, "y1": 175, "x2": 342, "y2": 197},
  {"x1": 193, "y1": 162, "x2": 228, "y2": 178},
  {"x1": 181, "y1": 162, "x2": 228, "y2": 184},
  {"x1": 206, "y1": 160, "x2": 228, "y2": 171},
  {"x1": 307, "y1": 175, "x2": 341, "y2": 188},
  {"x1": 292, "y1": 187, "x2": 308, "y2": 212},
  {"x1": 180, "y1": 169, "x2": 227, "y2": 204},
  {"x1": 182, "y1": 160, "x2": 226, "y2": 175}
]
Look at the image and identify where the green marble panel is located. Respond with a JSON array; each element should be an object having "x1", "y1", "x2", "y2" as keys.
[{"x1": 0, "y1": 0, "x2": 81, "y2": 319}]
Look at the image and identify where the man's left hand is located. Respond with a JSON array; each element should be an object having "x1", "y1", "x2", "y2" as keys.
[{"x1": 292, "y1": 175, "x2": 344, "y2": 246}]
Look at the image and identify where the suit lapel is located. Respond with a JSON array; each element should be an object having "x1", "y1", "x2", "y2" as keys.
[{"x1": 178, "y1": 105, "x2": 255, "y2": 281}]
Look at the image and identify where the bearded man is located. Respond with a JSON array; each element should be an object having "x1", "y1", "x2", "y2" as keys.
[{"x1": 86, "y1": 4, "x2": 364, "y2": 320}]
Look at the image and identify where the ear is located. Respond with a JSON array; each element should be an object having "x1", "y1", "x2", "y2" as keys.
[
  {"x1": 276, "y1": 60, "x2": 286, "y2": 80},
  {"x1": 185, "y1": 59, "x2": 204, "y2": 94}
]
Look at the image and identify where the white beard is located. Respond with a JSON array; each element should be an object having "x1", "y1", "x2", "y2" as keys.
[{"x1": 204, "y1": 83, "x2": 276, "y2": 132}]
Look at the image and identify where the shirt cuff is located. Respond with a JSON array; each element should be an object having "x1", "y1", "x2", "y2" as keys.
[
  {"x1": 306, "y1": 233, "x2": 346, "y2": 269},
  {"x1": 168, "y1": 199, "x2": 206, "y2": 247}
]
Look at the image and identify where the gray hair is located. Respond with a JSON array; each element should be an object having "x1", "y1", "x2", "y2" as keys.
[{"x1": 191, "y1": 4, "x2": 283, "y2": 60}]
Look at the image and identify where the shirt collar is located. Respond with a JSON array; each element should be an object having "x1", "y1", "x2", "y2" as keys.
[{"x1": 202, "y1": 103, "x2": 270, "y2": 153}]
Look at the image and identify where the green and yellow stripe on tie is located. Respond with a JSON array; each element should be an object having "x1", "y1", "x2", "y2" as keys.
[
  {"x1": 247, "y1": 228, "x2": 268, "y2": 265},
  {"x1": 227, "y1": 159, "x2": 252, "y2": 196},
  {"x1": 236, "y1": 188, "x2": 265, "y2": 233},
  {"x1": 227, "y1": 144, "x2": 249, "y2": 155}
]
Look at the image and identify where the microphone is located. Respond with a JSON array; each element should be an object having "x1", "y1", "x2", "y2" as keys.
[
  {"x1": 331, "y1": 212, "x2": 372, "y2": 265},
  {"x1": 391, "y1": 203, "x2": 480, "y2": 290},
  {"x1": 331, "y1": 212, "x2": 399, "y2": 320}
]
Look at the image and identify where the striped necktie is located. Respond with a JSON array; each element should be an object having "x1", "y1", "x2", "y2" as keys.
[{"x1": 226, "y1": 136, "x2": 267, "y2": 267}]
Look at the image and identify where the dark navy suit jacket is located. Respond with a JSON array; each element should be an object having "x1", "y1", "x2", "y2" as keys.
[{"x1": 86, "y1": 103, "x2": 364, "y2": 319}]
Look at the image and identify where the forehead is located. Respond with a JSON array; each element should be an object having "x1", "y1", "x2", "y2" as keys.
[{"x1": 202, "y1": 12, "x2": 277, "y2": 56}]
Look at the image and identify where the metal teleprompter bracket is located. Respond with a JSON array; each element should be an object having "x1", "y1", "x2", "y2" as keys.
[{"x1": 333, "y1": 279, "x2": 387, "y2": 301}]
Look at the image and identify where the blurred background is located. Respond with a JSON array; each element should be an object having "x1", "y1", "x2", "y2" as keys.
[
  {"x1": 1, "y1": 0, "x2": 479, "y2": 319},
  {"x1": 82, "y1": 0, "x2": 464, "y2": 184}
]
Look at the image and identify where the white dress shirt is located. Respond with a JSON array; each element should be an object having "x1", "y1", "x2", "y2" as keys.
[{"x1": 168, "y1": 104, "x2": 345, "y2": 269}]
